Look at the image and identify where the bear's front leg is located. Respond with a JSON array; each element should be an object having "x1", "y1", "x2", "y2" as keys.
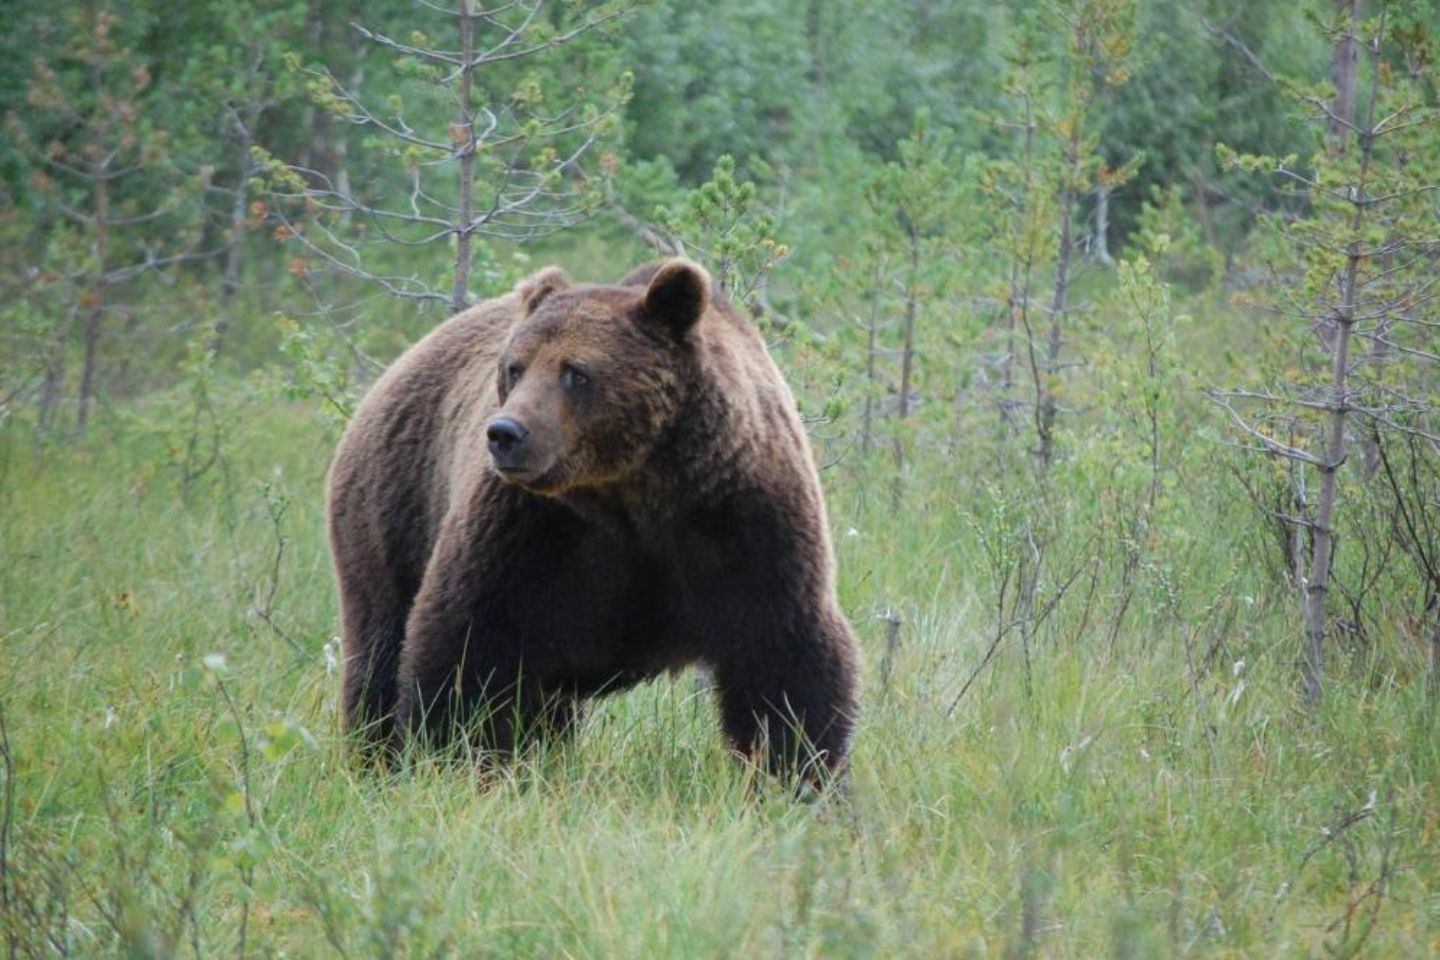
[
  {"x1": 389, "y1": 513, "x2": 514, "y2": 753},
  {"x1": 338, "y1": 597, "x2": 407, "y2": 754},
  {"x1": 392, "y1": 551, "x2": 581, "y2": 756},
  {"x1": 712, "y1": 605, "x2": 859, "y2": 786},
  {"x1": 394, "y1": 627, "x2": 581, "y2": 758},
  {"x1": 392, "y1": 587, "x2": 531, "y2": 755}
]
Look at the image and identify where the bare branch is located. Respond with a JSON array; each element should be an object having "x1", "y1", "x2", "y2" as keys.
[
  {"x1": 1206, "y1": 389, "x2": 1329, "y2": 466},
  {"x1": 1203, "y1": 17, "x2": 1363, "y2": 136},
  {"x1": 351, "y1": 22, "x2": 463, "y2": 65},
  {"x1": 103, "y1": 246, "x2": 223, "y2": 284}
]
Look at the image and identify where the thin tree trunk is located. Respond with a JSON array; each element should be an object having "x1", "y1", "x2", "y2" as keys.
[
  {"x1": 1301, "y1": 15, "x2": 1379, "y2": 706},
  {"x1": 892, "y1": 223, "x2": 920, "y2": 508},
  {"x1": 1329, "y1": 0, "x2": 1360, "y2": 152},
  {"x1": 1002, "y1": 281, "x2": 1018, "y2": 430},
  {"x1": 1301, "y1": 280, "x2": 1354, "y2": 707},
  {"x1": 296, "y1": 0, "x2": 323, "y2": 173},
  {"x1": 333, "y1": 5, "x2": 364, "y2": 215},
  {"x1": 451, "y1": 0, "x2": 478, "y2": 314},
  {"x1": 1001, "y1": 85, "x2": 1038, "y2": 438},
  {"x1": 898, "y1": 225, "x2": 920, "y2": 421},
  {"x1": 1430, "y1": 611, "x2": 1440, "y2": 704},
  {"x1": 1093, "y1": 183, "x2": 1114, "y2": 267},
  {"x1": 1037, "y1": 127, "x2": 1080, "y2": 470},
  {"x1": 862, "y1": 285, "x2": 879, "y2": 457},
  {"x1": 1190, "y1": 171, "x2": 1218, "y2": 252},
  {"x1": 804, "y1": 0, "x2": 826, "y2": 89},
  {"x1": 37, "y1": 310, "x2": 70, "y2": 440},
  {"x1": 77, "y1": 168, "x2": 108, "y2": 436},
  {"x1": 217, "y1": 128, "x2": 251, "y2": 345},
  {"x1": 215, "y1": 49, "x2": 261, "y2": 355},
  {"x1": 1290, "y1": 448, "x2": 1309, "y2": 631}
]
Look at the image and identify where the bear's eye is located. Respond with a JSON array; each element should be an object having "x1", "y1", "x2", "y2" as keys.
[
  {"x1": 506, "y1": 363, "x2": 524, "y2": 386},
  {"x1": 561, "y1": 364, "x2": 590, "y2": 390}
]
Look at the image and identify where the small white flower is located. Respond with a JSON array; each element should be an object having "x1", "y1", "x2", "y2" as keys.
[
  {"x1": 103, "y1": 707, "x2": 117, "y2": 730},
  {"x1": 1232, "y1": 659, "x2": 1245, "y2": 677},
  {"x1": 1138, "y1": 747, "x2": 1151, "y2": 762},
  {"x1": 323, "y1": 636, "x2": 342, "y2": 676},
  {"x1": 845, "y1": 527, "x2": 860, "y2": 538}
]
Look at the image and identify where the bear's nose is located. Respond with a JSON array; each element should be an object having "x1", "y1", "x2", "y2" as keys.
[{"x1": 486, "y1": 417, "x2": 530, "y2": 465}]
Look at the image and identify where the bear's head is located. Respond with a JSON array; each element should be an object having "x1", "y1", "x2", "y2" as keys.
[{"x1": 486, "y1": 259, "x2": 710, "y2": 494}]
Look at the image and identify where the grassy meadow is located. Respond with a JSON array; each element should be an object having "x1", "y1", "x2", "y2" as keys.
[{"x1": 2, "y1": 376, "x2": 1437, "y2": 958}]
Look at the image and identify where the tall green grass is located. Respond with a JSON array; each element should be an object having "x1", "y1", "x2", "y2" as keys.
[{"x1": 1, "y1": 398, "x2": 1436, "y2": 958}]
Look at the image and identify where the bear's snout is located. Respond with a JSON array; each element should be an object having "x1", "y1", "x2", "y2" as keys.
[{"x1": 486, "y1": 417, "x2": 530, "y2": 471}]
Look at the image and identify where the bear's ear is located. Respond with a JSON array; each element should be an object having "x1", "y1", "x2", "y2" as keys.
[
  {"x1": 640, "y1": 259, "x2": 710, "y2": 339},
  {"x1": 515, "y1": 266, "x2": 570, "y2": 314}
]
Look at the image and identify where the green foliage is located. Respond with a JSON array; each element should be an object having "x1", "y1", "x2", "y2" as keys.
[
  {"x1": 141, "y1": 322, "x2": 240, "y2": 505},
  {"x1": 621, "y1": 3, "x2": 809, "y2": 179},
  {"x1": 243, "y1": 0, "x2": 640, "y2": 313},
  {"x1": 274, "y1": 315, "x2": 357, "y2": 429},
  {"x1": 865, "y1": 116, "x2": 966, "y2": 251},
  {"x1": 967, "y1": 1, "x2": 1142, "y2": 470},
  {"x1": 1127, "y1": 185, "x2": 1225, "y2": 290},
  {"x1": 657, "y1": 154, "x2": 788, "y2": 312},
  {"x1": 1090, "y1": 254, "x2": 1194, "y2": 606},
  {"x1": 1209, "y1": 1, "x2": 1440, "y2": 704}
]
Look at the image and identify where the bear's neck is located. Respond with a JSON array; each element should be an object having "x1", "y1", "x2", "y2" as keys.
[{"x1": 559, "y1": 373, "x2": 752, "y2": 544}]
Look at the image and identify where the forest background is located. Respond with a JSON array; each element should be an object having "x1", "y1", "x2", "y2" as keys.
[{"x1": 2, "y1": 0, "x2": 1438, "y2": 955}]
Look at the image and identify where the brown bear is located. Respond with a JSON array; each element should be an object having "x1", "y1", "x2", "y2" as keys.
[{"x1": 326, "y1": 259, "x2": 859, "y2": 781}]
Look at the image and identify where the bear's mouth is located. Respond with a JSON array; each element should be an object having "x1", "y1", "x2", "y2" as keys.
[
  {"x1": 492, "y1": 459, "x2": 562, "y2": 492},
  {"x1": 492, "y1": 462, "x2": 536, "y2": 484}
]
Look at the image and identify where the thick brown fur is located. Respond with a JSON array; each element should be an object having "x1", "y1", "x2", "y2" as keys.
[{"x1": 327, "y1": 259, "x2": 859, "y2": 781}]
